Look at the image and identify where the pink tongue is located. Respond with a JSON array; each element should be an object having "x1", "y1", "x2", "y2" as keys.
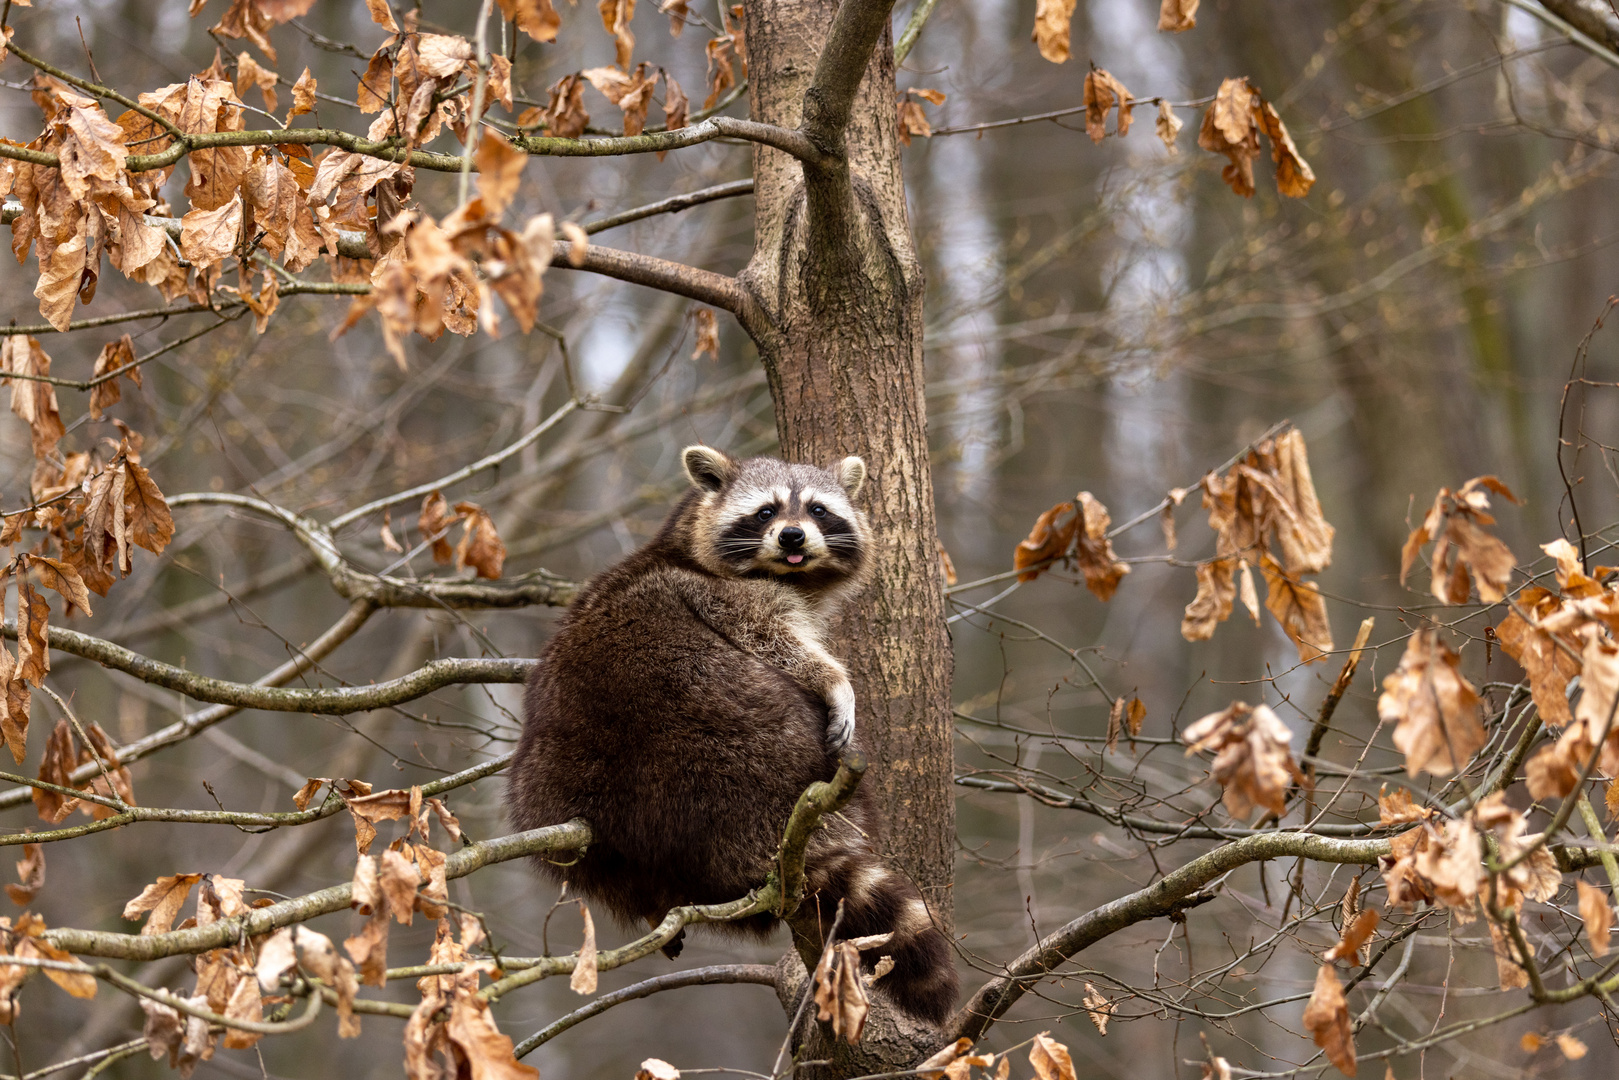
[{"x1": 786, "y1": 553, "x2": 805, "y2": 565}]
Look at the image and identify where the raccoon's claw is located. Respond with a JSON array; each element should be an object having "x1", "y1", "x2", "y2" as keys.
[
  {"x1": 825, "y1": 712, "x2": 854, "y2": 754},
  {"x1": 660, "y1": 927, "x2": 686, "y2": 960}
]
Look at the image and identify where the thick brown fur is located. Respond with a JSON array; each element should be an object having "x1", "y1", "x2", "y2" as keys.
[{"x1": 509, "y1": 448, "x2": 958, "y2": 1025}]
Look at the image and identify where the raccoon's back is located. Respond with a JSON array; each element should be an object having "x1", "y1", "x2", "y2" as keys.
[{"x1": 509, "y1": 569, "x2": 844, "y2": 922}]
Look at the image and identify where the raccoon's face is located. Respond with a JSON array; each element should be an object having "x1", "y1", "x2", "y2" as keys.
[{"x1": 682, "y1": 446, "x2": 869, "y2": 583}]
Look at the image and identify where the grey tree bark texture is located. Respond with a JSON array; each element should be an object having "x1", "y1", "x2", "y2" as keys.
[{"x1": 736, "y1": 0, "x2": 957, "y2": 945}]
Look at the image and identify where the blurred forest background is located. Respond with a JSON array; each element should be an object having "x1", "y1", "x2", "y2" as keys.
[{"x1": 5, "y1": 0, "x2": 1619, "y2": 1077}]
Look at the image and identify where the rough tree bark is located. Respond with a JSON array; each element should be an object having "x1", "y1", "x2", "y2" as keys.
[{"x1": 738, "y1": 0, "x2": 954, "y2": 929}]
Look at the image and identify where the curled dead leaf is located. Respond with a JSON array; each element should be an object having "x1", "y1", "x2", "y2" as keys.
[
  {"x1": 1182, "y1": 702, "x2": 1303, "y2": 821},
  {"x1": 1379, "y1": 629, "x2": 1485, "y2": 778},
  {"x1": 1302, "y1": 964, "x2": 1356, "y2": 1076}
]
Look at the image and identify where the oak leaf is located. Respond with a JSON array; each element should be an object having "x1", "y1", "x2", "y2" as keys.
[
  {"x1": 1302, "y1": 963, "x2": 1356, "y2": 1076},
  {"x1": 1401, "y1": 477, "x2": 1518, "y2": 604},
  {"x1": 1375, "y1": 785, "x2": 1433, "y2": 826},
  {"x1": 1182, "y1": 701, "x2": 1303, "y2": 820},
  {"x1": 1379, "y1": 630, "x2": 1484, "y2": 777}
]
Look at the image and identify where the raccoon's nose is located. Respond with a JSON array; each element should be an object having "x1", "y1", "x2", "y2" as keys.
[{"x1": 778, "y1": 526, "x2": 806, "y2": 550}]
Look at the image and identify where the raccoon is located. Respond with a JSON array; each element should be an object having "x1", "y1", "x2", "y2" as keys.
[{"x1": 508, "y1": 446, "x2": 959, "y2": 1025}]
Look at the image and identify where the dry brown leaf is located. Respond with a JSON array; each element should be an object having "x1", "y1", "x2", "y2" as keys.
[
  {"x1": 5, "y1": 844, "x2": 42, "y2": 906},
  {"x1": 1237, "y1": 559, "x2": 1260, "y2": 624},
  {"x1": 1302, "y1": 964, "x2": 1356, "y2": 1076},
  {"x1": 1074, "y1": 492, "x2": 1130, "y2": 600},
  {"x1": 89, "y1": 334, "x2": 138, "y2": 421},
  {"x1": 1580, "y1": 880, "x2": 1606, "y2": 958},
  {"x1": 13, "y1": 584, "x2": 49, "y2": 687},
  {"x1": 1522, "y1": 1032, "x2": 1544, "y2": 1052},
  {"x1": 123, "y1": 873, "x2": 203, "y2": 935},
  {"x1": 1182, "y1": 557, "x2": 1237, "y2": 640},
  {"x1": 179, "y1": 190, "x2": 243, "y2": 267},
  {"x1": 288, "y1": 67, "x2": 316, "y2": 120},
  {"x1": 1032, "y1": 0, "x2": 1077, "y2": 63},
  {"x1": 1487, "y1": 916, "x2": 1530, "y2": 990},
  {"x1": 454, "y1": 502, "x2": 506, "y2": 579},
  {"x1": 599, "y1": 0, "x2": 637, "y2": 69},
  {"x1": 813, "y1": 940, "x2": 869, "y2": 1045},
  {"x1": 1198, "y1": 77, "x2": 1260, "y2": 197},
  {"x1": 570, "y1": 904, "x2": 598, "y2": 994},
  {"x1": 1158, "y1": 0, "x2": 1199, "y2": 32},
  {"x1": 663, "y1": 70, "x2": 689, "y2": 132},
  {"x1": 420, "y1": 491, "x2": 457, "y2": 564},
  {"x1": 235, "y1": 52, "x2": 278, "y2": 114},
  {"x1": 1014, "y1": 501, "x2": 1076, "y2": 583},
  {"x1": 1029, "y1": 1032, "x2": 1077, "y2": 1080},
  {"x1": 221, "y1": 970, "x2": 263, "y2": 1049},
  {"x1": 1376, "y1": 785, "x2": 1433, "y2": 826},
  {"x1": 2, "y1": 336, "x2": 66, "y2": 460},
  {"x1": 25, "y1": 554, "x2": 91, "y2": 616},
  {"x1": 692, "y1": 307, "x2": 719, "y2": 360},
  {"x1": 1083, "y1": 69, "x2": 1133, "y2": 143},
  {"x1": 446, "y1": 995, "x2": 540, "y2": 1079},
  {"x1": 917, "y1": 1038, "x2": 974, "y2": 1078},
  {"x1": 1324, "y1": 907, "x2": 1379, "y2": 964},
  {"x1": 1256, "y1": 99, "x2": 1315, "y2": 198},
  {"x1": 1082, "y1": 981, "x2": 1112, "y2": 1034},
  {"x1": 1259, "y1": 555, "x2": 1334, "y2": 663},
  {"x1": 1379, "y1": 629, "x2": 1485, "y2": 778},
  {"x1": 1556, "y1": 1033, "x2": 1587, "y2": 1060},
  {"x1": 637, "y1": 1060, "x2": 681, "y2": 1080},
  {"x1": 1155, "y1": 100, "x2": 1184, "y2": 154},
  {"x1": 1182, "y1": 702, "x2": 1303, "y2": 821},
  {"x1": 475, "y1": 131, "x2": 527, "y2": 217},
  {"x1": 1402, "y1": 478, "x2": 1518, "y2": 604},
  {"x1": 498, "y1": 0, "x2": 561, "y2": 42}
]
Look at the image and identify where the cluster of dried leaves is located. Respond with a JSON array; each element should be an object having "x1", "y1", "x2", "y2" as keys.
[
  {"x1": 917, "y1": 1030, "x2": 1078, "y2": 1080},
  {"x1": 411, "y1": 491, "x2": 507, "y2": 579},
  {"x1": 2, "y1": 334, "x2": 173, "y2": 772},
  {"x1": 1176, "y1": 429, "x2": 1335, "y2": 662},
  {"x1": 1012, "y1": 490, "x2": 1130, "y2": 599},
  {"x1": 1027, "y1": 7, "x2": 1312, "y2": 197},
  {"x1": 1181, "y1": 702, "x2": 1303, "y2": 821}
]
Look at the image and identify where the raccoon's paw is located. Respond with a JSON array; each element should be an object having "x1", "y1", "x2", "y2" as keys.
[{"x1": 825, "y1": 682, "x2": 856, "y2": 754}]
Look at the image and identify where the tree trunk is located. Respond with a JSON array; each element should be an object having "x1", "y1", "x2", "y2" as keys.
[{"x1": 738, "y1": 0, "x2": 955, "y2": 929}]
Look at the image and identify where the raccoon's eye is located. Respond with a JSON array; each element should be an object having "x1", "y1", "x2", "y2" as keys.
[
  {"x1": 756, "y1": 507, "x2": 775, "y2": 522},
  {"x1": 810, "y1": 505, "x2": 827, "y2": 518}
]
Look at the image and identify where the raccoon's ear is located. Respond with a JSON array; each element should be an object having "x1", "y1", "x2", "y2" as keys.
[
  {"x1": 682, "y1": 445, "x2": 736, "y2": 492},
  {"x1": 835, "y1": 456, "x2": 867, "y2": 499}
]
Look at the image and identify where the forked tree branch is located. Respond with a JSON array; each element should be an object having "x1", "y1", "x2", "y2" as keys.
[{"x1": 802, "y1": 0, "x2": 902, "y2": 161}]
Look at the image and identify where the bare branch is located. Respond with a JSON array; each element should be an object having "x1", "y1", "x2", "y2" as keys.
[
  {"x1": 511, "y1": 965, "x2": 779, "y2": 1055},
  {"x1": 584, "y1": 179, "x2": 756, "y2": 236}
]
